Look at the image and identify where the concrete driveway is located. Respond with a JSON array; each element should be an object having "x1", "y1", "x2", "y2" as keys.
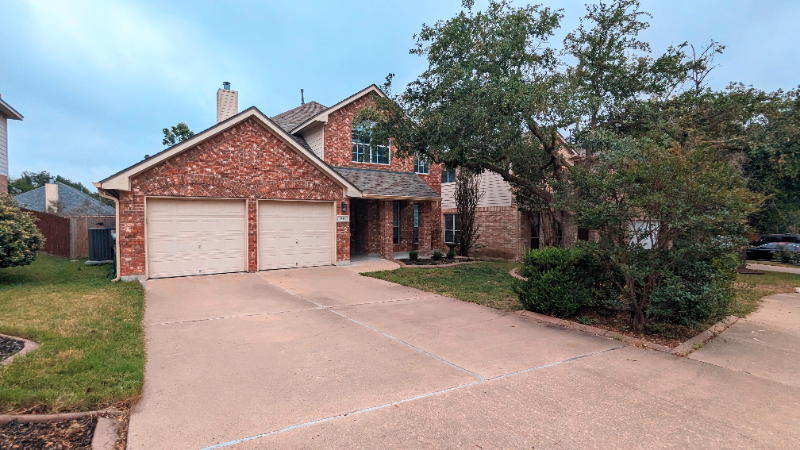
[{"x1": 128, "y1": 267, "x2": 800, "y2": 449}]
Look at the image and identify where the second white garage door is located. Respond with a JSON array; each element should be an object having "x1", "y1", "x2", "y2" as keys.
[{"x1": 258, "y1": 201, "x2": 333, "y2": 270}]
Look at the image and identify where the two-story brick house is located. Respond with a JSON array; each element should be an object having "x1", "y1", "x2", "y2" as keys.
[{"x1": 95, "y1": 84, "x2": 442, "y2": 280}]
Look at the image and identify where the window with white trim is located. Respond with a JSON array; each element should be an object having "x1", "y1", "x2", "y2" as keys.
[
  {"x1": 444, "y1": 214, "x2": 460, "y2": 244},
  {"x1": 413, "y1": 204, "x2": 419, "y2": 243},
  {"x1": 414, "y1": 155, "x2": 430, "y2": 174},
  {"x1": 441, "y1": 168, "x2": 456, "y2": 184},
  {"x1": 352, "y1": 124, "x2": 390, "y2": 165}
]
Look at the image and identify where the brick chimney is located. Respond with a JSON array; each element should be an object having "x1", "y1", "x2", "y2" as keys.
[
  {"x1": 45, "y1": 182, "x2": 59, "y2": 213},
  {"x1": 216, "y1": 82, "x2": 238, "y2": 123}
]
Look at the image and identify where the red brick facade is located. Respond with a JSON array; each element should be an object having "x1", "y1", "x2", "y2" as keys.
[
  {"x1": 325, "y1": 93, "x2": 443, "y2": 258},
  {"x1": 112, "y1": 88, "x2": 444, "y2": 278},
  {"x1": 117, "y1": 118, "x2": 348, "y2": 277}
]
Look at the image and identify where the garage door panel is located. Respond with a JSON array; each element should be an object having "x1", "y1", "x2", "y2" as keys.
[
  {"x1": 258, "y1": 201, "x2": 333, "y2": 271},
  {"x1": 147, "y1": 199, "x2": 247, "y2": 279}
]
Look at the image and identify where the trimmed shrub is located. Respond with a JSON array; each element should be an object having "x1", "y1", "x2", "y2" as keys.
[
  {"x1": 409, "y1": 250, "x2": 419, "y2": 261},
  {"x1": 432, "y1": 250, "x2": 444, "y2": 261},
  {"x1": 0, "y1": 197, "x2": 45, "y2": 268},
  {"x1": 776, "y1": 246, "x2": 796, "y2": 265},
  {"x1": 647, "y1": 251, "x2": 738, "y2": 327},
  {"x1": 446, "y1": 247, "x2": 456, "y2": 259},
  {"x1": 516, "y1": 246, "x2": 609, "y2": 317}
]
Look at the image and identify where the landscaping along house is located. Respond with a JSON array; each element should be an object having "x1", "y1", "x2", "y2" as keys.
[{"x1": 95, "y1": 84, "x2": 443, "y2": 280}]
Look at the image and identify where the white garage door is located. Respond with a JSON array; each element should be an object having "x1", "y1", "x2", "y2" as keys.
[
  {"x1": 258, "y1": 201, "x2": 333, "y2": 270},
  {"x1": 146, "y1": 199, "x2": 247, "y2": 279}
]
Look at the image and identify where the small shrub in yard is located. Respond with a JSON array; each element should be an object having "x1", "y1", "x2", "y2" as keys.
[
  {"x1": 446, "y1": 247, "x2": 456, "y2": 259},
  {"x1": 409, "y1": 250, "x2": 419, "y2": 261},
  {"x1": 515, "y1": 246, "x2": 612, "y2": 317},
  {"x1": 776, "y1": 246, "x2": 797, "y2": 265},
  {"x1": 0, "y1": 196, "x2": 45, "y2": 268},
  {"x1": 432, "y1": 250, "x2": 444, "y2": 261}
]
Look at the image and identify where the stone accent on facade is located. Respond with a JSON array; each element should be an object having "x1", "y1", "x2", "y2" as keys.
[{"x1": 118, "y1": 118, "x2": 348, "y2": 277}]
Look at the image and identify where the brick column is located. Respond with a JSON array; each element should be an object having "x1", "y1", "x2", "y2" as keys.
[
  {"x1": 247, "y1": 198, "x2": 258, "y2": 272},
  {"x1": 378, "y1": 200, "x2": 394, "y2": 259},
  {"x1": 336, "y1": 198, "x2": 350, "y2": 264},
  {"x1": 418, "y1": 202, "x2": 432, "y2": 257},
  {"x1": 430, "y1": 201, "x2": 443, "y2": 253},
  {"x1": 399, "y1": 201, "x2": 415, "y2": 251}
]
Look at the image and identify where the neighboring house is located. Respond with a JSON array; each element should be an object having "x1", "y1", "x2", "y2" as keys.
[
  {"x1": 441, "y1": 145, "x2": 586, "y2": 261},
  {"x1": 0, "y1": 94, "x2": 24, "y2": 195},
  {"x1": 441, "y1": 170, "x2": 534, "y2": 260},
  {"x1": 15, "y1": 181, "x2": 116, "y2": 216},
  {"x1": 95, "y1": 84, "x2": 442, "y2": 280}
]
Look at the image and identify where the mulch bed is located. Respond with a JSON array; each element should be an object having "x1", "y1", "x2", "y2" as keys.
[
  {"x1": 398, "y1": 258, "x2": 475, "y2": 266},
  {"x1": 0, "y1": 417, "x2": 96, "y2": 449},
  {"x1": 569, "y1": 308, "x2": 698, "y2": 348},
  {"x1": 0, "y1": 336, "x2": 25, "y2": 362}
]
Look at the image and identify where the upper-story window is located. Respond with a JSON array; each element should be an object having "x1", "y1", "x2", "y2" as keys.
[
  {"x1": 352, "y1": 124, "x2": 390, "y2": 165},
  {"x1": 441, "y1": 168, "x2": 456, "y2": 184},
  {"x1": 414, "y1": 154, "x2": 430, "y2": 174}
]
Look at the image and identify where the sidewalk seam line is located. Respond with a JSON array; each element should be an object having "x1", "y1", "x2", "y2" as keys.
[{"x1": 197, "y1": 346, "x2": 624, "y2": 450}]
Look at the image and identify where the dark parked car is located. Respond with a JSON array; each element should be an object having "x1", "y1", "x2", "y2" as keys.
[
  {"x1": 749, "y1": 234, "x2": 800, "y2": 246},
  {"x1": 746, "y1": 242, "x2": 800, "y2": 260}
]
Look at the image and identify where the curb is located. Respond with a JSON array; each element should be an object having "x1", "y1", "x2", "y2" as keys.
[
  {"x1": 516, "y1": 310, "x2": 672, "y2": 353},
  {"x1": 509, "y1": 267, "x2": 526, "y2": 280},
  {"x1": 0, "y1": 409, "x2": 119, "y2": 450},
  {"x1": 395, "y1": 260, "x2": 479, "y2": 269},
  {"x1": 0, "y1": 333, "x2": 39, "y2": 366},
  {"x1": 670, "y1": 315, "x2": 739, "y2": 357}
]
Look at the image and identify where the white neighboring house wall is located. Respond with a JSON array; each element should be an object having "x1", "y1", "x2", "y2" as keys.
[
  {"x1": 0, "y1": 116, "x2": 7, "y2": 179},
  {"x1": 301, "y1": 123, "x2": 325, "y2": 160},
  {"x1": 441, "y1": 170, "x2": 514, "y2": 210}
]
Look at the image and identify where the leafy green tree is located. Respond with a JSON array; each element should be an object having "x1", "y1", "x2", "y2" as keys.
[
  {"x1": 0, "y1": 196, "x2": 45, "y2": 268},
  {"x1": 358, "y1": 0, "x2": 697, "y2": 246},
  {"x1": 162, "y1": 122, "x2": 195, "y2": 147},
  {"x1": 563, "y1": 140, "x2": 762, "y2": 331}
]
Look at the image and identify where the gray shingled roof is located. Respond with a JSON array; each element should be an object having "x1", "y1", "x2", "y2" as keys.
[
  {"x1": 332, "y1": 167, "x2": 440, "y2": 200},
  {"x1": 15, "y1": 182, "x2": 116, "y2": 216},
  {"x1": 270, "y1": 101, "x2": 328, "y2": 153},
  {"x1": 271, "y1": 101, "x2": 327, "y2": 132}
]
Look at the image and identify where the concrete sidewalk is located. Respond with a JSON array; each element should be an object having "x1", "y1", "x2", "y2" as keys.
[
  {"x1": 747, "y1": 262, "x2": 800, "y2": 275},
  {"x1": 128, "y1": 267, "x2": 800, "y2": 450},
  {"x1": 691, "y1": 293, "x2": 800, "y2": 388}
]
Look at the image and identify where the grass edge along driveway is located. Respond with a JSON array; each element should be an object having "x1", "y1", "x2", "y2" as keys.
[
  {"x1": 364, "y1": 259, "x2": 800, "y2": 321},
  {"x1": 0, "y1": 255, "x2": 145, "y2": 414}
]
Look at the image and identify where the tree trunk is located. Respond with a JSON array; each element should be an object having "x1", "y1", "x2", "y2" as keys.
[
  {"x1": 556, "y1": 210, "x2": 577, "y2": 248},
  {"x1": 632, "y1": 307, "x2": 647, "y2": 333}
]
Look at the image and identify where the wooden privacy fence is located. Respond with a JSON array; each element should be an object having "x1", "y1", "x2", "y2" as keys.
[{"x1": 23, "y1": 209, "x2": 115, "y2": 259}]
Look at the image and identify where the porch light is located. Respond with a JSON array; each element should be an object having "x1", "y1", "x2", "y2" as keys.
[{"x1": 341, "y1": 202, "x2": 348, "y2": 213}]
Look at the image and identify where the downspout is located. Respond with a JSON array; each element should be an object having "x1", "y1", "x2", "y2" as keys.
[{"x1": 97, "y1": 188, "x2": 121, "y2": 281}]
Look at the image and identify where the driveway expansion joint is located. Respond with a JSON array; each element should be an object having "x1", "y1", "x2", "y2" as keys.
[
  {"x1": 152, "y1": 307, "x2": 324, "y2": 326},
  {"x1": 198, "y1": 345, "x2": 625, "y2": 450}
]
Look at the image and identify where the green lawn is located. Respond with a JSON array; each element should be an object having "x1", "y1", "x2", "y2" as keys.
[
  {"x1": 732, "y1": 270, "x2": 800, "y2": 317},
  {"x1": 364, "y1": 261, "x2": 522, "y2": 311},
  {"x1": 0, "y1": 255, "x2": 145, "y2": 414}
]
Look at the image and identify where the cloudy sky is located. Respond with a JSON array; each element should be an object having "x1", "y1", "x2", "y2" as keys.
[{"x1": 1, "y1": 0, "x2": 798, "y2": 189}]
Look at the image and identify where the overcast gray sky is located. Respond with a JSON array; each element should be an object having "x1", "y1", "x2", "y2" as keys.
[{"x1": 1, "y1": 0, "x2": 798, "y2": 189}]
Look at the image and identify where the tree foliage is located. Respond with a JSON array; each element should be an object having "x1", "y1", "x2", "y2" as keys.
[
  {"x1": 162, "y1": 122, "x2": 195, "y2": 147},
  {"x1": 562, "y1": 140, "x2": 762, "y2": 330},
  {"x1": 0, "y1": 196, "x2": 45, "y2": 269}
]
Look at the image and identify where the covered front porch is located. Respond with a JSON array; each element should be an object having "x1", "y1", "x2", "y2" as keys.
[{"x1": 349, "y1": 198, "x2": 442, "y2": 260}]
